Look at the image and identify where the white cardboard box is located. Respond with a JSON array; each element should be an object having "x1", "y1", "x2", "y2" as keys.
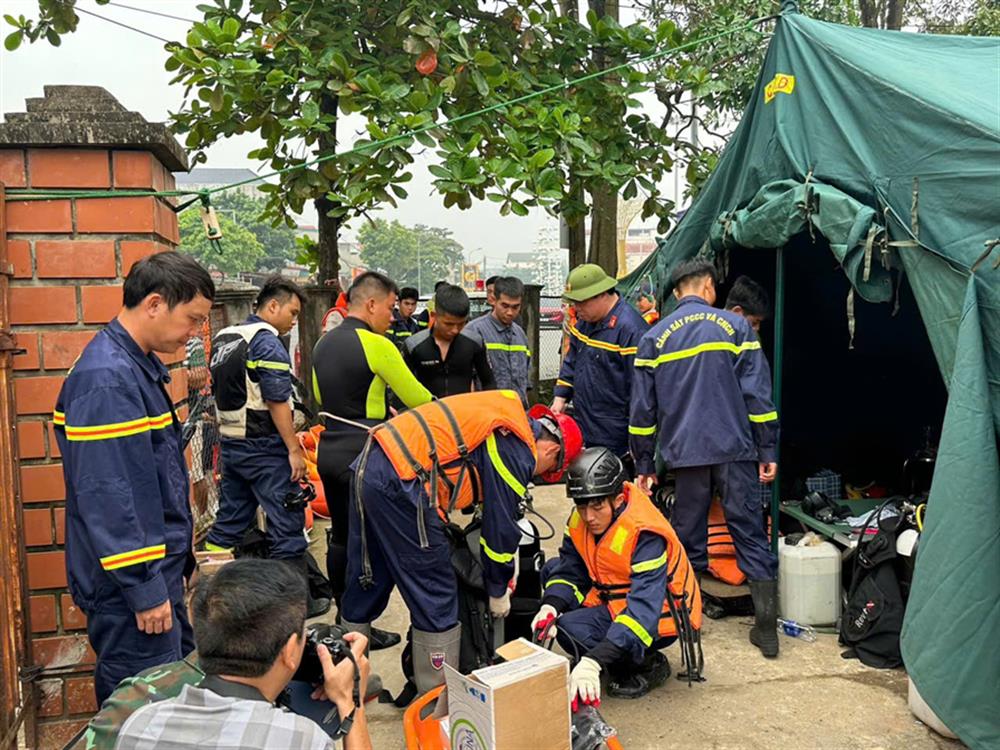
[{"x1": 444, "y1": 638, "x2": 571, "y2": 750}]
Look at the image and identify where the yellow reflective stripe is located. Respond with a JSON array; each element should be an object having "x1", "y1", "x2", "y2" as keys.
[
  {"x1": 485, "y1": 433, "x2": 526, "y2": 497},
  {"x1": 635, "y1": 340, "x2": 761, "y2": 368},
  {"x1": 100, "y1": 544, "x2": 166, "y2": 571},
  {"x1": 632, "y1": 552, "x2": 667, "y2": 574},
  {"x1": 628, "y1": 424, "x2": 656, "y2": 436},
  {"x1": 749, "y1": 411, "x2": 778, "y2": 423},
  {"x1": 614, "y1": 614, "x2": 653, "y2": 647},
  {"x1": 53, "y1": 410, "x2": 65, "y2": 425},
  {"x1": 567, "y1": 326, "x2": 637, "y2": 355},
  {"x1": 479, "y1": 536, "x2": 515, "y2": 563},
  {"x1": 204, "y1": 542, "x2": 233, "y2": 553},
  {"x1": 246, "y1": 360, "x2": 290, "y2": 371},
  {"x1": 545, "y1": 578, "x2": 585, "y2": 604},
  {"x1": 63, "y1": 411, "x2": 173, "y2": 442},
  {"x1": 556, "y1": 379, "x2": 573, "y2": 388},
  {"x1": 312, "y1": 369, "x2": 322, "y2": 406},
  {"x1": 485, "y1": 343, "x2": 531, "y2": 355},
  {"x1": 609, "y1": 526, "x2": 629, "y2": 555}
]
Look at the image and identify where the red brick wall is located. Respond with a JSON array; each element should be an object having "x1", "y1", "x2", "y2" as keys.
[{"x1": 3, "y1": 146, "x2": 186, "y2": 749}]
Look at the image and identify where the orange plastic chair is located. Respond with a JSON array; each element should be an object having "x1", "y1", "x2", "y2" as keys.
[{"x1": 403, "y1": 685, "x2": 447, "y2": 750}]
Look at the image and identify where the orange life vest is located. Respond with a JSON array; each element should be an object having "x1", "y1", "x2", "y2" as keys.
[
  {"x1": 372, "y1": 390, "x2": 536, "y2": 512},
  {"x1": 567, "y1": 483, "x2": 702, "y2": 641},
  {"x1": 642, "y1": 309, "x2": 659, "y2": 325},
  {"x1": 707, "y1": 497, "x2": 772, "y2": 586}
]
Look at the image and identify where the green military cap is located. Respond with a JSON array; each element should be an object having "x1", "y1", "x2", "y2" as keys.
[{"x1": 562, "y1": 263, "x2": 617, "y2": 302}]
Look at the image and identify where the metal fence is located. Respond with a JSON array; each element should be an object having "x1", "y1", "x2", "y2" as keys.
[
  {"x1": 538, "y1": 295, "x2": 567, "y2": 383},
  {"x1": 185, "y1": 317, "x2": 222, "y2": 541}
]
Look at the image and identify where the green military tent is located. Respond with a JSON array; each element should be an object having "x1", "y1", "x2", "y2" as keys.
[{"x1": 623, "y1": 4, "x2": 999, "y2": 747}]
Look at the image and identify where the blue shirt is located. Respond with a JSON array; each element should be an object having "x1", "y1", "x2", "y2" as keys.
[
  {"x1": 629, "y1": 296, "x2": 779, "y2": 473},
  {"x1": 553, "y1": 295, "x2": 648, "y2": 455},
  {"x1": 54, "y1": 319, "x2": 191, "y2": 613},
  {"x1": 245, "y1": 314, "x2": 292, "y2": 403}
]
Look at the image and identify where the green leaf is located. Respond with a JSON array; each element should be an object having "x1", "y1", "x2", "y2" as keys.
[
  {"x1": 473, "y1": 50, "x2": 498, "y2": 68},
  {"x1": 301, "y1": 99, "x2": 320, "y2": 123},
  {"x1": 509, "y1": 201, "x2": 529, "y2": 217},
  {"x1": 222, "y1": 17, "x2": 239, "y2": 40},
  {"x1": 471, "y1": 69, "x2": 489, "y2": 97},
  {"x1": 529, "y1": 148, "x2": 555, "y2": 169},
  {"x1": 4, "y1": 30, "x2": 22, "y2": 51},
  {"x1": 208, "y1": 86, "x2": 224, "y2": 111},
  {"x1": 427, "y1": 164, "x2": 452, "y2": 179}
]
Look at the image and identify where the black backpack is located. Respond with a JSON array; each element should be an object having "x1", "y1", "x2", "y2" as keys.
[{"x1": 839, "y1": 500, "x2": 905, "y2": 668}]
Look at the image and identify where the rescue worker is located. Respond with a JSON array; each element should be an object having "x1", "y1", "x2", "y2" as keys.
[
  {"x1": 341, "y1": 393, "x2": 583, "y2": 694},
  {"x1": 725, "y1": 274, "x2": 770, "y2": 333},
  {"x1": 533, "y1": 448, "x2": 702, "y2": 706},
  {"x1": 312, "y1": 271, "x2": 434, "y2": 649},
  {"x1": 553, "y1": 263, "x2": 648, "y2": 468},
  {"x1": 403, "y1": 284, "x2": 496, "y2": 398},
  {"x1": 54, "y1": 252, "x2": 214, "y2": 703},
  {"x1": 637, "y1": 293, "x2": 659, "y2": 325},
  {"x1": 205, "y1": 277, "x2": 329, "y2": 616},
  {"x1": 387, "y1": 286, "x2": 420, "y2": 347},
  {"x1": 414, "y1": 280, "x2": 447, "y2": 330},
  {"x1": 483, "y1": 275, "x2": 499, "y2": 312},
  {"x1": 465, "y1": 276, "x2": 531, "y2": 405},
  {"x1": 629, "y1": 259, "x2": 780, "y2": 657}
]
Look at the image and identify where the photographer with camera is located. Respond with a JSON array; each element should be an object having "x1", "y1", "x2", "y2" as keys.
[{"x1": 115, "y1": 559, "x2": 372, "y2": 750}]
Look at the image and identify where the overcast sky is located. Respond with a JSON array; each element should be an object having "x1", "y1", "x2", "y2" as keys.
[{"x1": 1, "y1": 0, "x2": 683, "y2": 264}]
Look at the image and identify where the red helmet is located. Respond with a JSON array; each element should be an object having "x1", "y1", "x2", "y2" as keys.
[{"x1": 528, "y1": 404, "x2": 584, "y2": 483}]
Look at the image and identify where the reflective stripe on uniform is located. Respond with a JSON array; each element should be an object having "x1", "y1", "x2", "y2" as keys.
[
  {"x1": 545, "y1": 578, "x2": 585, "y2": 604},
  {"x1": 632, "y1": 552, "x2": 667, "y2": 573},
  {"x1": 204, "y1": 542, "x2": 233, "y2": 553},
  {"x1": 485, "y1": 342, "x2": 532, "y2": 356},
  {"x1": 246, "y1": 359, "x2": 291, "y2": 371},
  {"x1": 635, "y1": 340, "x2": 761, "y2": 368},
  {"x1": 749, "y1": 411, "x2": 779, "y2": 423},
  {"x1": 614, "y1": 613, "x2": 653, "y2": 647},
  {"x1": 567, "y1": 325, "x2": 637, "y2": 355},
  {"x1": 100, "y1": 544, "x2": 167, "y2": 571},
  {"x1": 609, "y1": 526, "x2": 630, "y2": 554},
  {"x1": 485, "y1": 432, "x2": 527, "y2": 497},
  {"x1": 628, "y1": 424, "x2": 656, "y2": 436},
  {"x1": 480, "y1": 536, "x2": 515, "y2": 563},
  {"x1": 556, "y1": 379, "x2": 573, "y2": 388},
  {"x1": 57, "y1": 411, "x2": 173, "y2": 442}
]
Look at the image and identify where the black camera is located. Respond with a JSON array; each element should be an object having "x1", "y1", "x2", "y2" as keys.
[
  {"x1": 283, "y1": 482, "x2": 316, "y2": 512},
  {"x1": 294, "y1": 624, "x2": 349, "y2": 684}
]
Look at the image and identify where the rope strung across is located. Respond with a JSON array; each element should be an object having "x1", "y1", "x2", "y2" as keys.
[{"x1": 5, "y1": 13, "x2": 776, "y2": 207}]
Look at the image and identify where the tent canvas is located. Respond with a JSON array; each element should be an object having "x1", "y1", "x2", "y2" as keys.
[{"x1": 622, "y1": 6, "x2": 1000, "y2": 748}]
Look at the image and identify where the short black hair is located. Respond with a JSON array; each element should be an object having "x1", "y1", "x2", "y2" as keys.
[
  {"x1": 725, "y1": 275, "x2": 771, "y2": 319},
  {"x1": 433, "y1": 280, "x2": 448, "y2": 291},
  {"x1": 124, "y1": 252, "x2": 215, "y2": 309},
  {"x1": 348, "y1": 271, "x2": 398, "y2": 305},
  {"x1": 671, "y1": 258, "x2": 718, "y2": 290},
  {"x1": 494, "y1": 276, "x2": 524, "y2": 301},
  {"x1": 434, "y1": 284, "x2": 470, "y2": 318},
  {"x1": 485, "y1": 275, "x2": 499, "y2": 287},
  {"x1": 398, "y1": 286, "x2": 419, "y2": 302},
  {"x1": 255, "y1": 275, "x2": 305, "y2": 309},
  {"x1": 192, "y1": 559, "x2": 307, "y2": 678}
]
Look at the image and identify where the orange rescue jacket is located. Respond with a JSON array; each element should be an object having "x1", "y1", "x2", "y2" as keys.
[
  {"x1": 371, "y1": 390, "x2": 536, "y2": 512},
  {"x1": 567, "y1": 483, "x2": 702, "y2": 640}
]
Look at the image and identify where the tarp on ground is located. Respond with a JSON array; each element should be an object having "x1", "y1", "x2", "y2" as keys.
[{"x1": 622, "y1": 7, "x2": 1000, "y2": 747}]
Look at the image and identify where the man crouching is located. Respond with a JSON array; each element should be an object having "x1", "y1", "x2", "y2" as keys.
[{"x1": 532, "y1": 448, "x2": 703, "y2": 707}]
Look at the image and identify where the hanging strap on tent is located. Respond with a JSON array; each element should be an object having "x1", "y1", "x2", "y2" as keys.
[
  {"x1": 910, "y1": 177, "x2": 920, "y2": 242},
  {"x1": 862, "y1": 224, "x2": 879, "y2": 283},
  {"x1": 971, "y1": 239, "x2": 1000, "y2": 273},
  {"x1": 801, "y1": 169, "x2": 816, "y2": 243},
  {"x1": 846, "y1": 289, "x2": 856, "y2": 350}
]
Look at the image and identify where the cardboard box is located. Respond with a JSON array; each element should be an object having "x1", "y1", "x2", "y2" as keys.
[
  {"x1": 444, "y1": 638, "x2": 571, "y2": 750},
  {"x1": 194, "y1": 549, "x2": 234, "y2": 578}
]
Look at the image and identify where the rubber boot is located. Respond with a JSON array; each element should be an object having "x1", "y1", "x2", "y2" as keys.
[
  {"x1": 748, "y1": 579, "x2": 779, "y2": 658},
  {"x1": 412, "y1": 624, "x2": 462, "y2": 694},
  {"x1": 607, "y1": 651, "x2": 671, "y2": 699},
  {"x1": 289, "y1": 557, "x2": 331, "y2": 619},
  {"x1": 339, "y1": 620, "x2": 386, "y2": 702}
]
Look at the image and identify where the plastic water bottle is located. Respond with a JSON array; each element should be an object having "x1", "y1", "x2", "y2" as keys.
[{"x1": 777, "y1": 618, "x2": 817, "y2": 642}]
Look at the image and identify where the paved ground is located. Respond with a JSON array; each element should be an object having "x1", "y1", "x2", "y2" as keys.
[{"x1": 308, "y1": 484, "x2": 963, "y2": 750}]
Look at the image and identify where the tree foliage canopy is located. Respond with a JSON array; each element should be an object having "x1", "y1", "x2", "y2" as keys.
[
  {"x1": 178, "y1": 205, "x2": 265, "y2": 275},
  {"x1": 357, "y1": 219, "x2": 465, "y2": 292}
]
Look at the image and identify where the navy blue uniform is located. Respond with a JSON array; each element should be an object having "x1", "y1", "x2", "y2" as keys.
[
  {"x1": 554, "y1": 296, "x2": 647, "y2": 457},
  {"x1": 342, "y1": 430, "x2": 535, "y2": 632},
  {"x1": 629, "y1": 296, "x2": 779, "y2": 580},
  {"x1": 54, "y1": 319, "x2": 195, "y2": 703},
  {"x1": 541, "y1": 519, "x2": 671, "y2": 667},
  {"x1": 387, "y1": 313, "x2": 420, "y2": 348},
  {"x1": 207, "y1": 315, "x2": 305, "y2": 559}
]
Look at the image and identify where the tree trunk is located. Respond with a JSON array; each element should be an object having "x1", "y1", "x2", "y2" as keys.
[
  {"x1": 859, "y1": 0, "x2": 879, "y2": 28},
  {"x1": 315, "y1": 94, "x2": 340, "y2": 285},
  {"x1": 559, "y1": 0, "x2": 588, "y2": 271},
  {"x1": 885, "y1": 0, "x2": 906, "y2": 29},
  {"x1": 587, "y1": 0, "x2": 619, "y2": 276}
]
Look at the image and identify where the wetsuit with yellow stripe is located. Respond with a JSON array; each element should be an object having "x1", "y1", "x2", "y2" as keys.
[
  {"x1": 311, "y1": 316, "x2": 433, "y2": 608},
  {"x1": 553, "y1": 294, "x2": 648, "y2": 457},
  {"x1": 54, "y1": 318, "x2": 195, "y2": 704}
]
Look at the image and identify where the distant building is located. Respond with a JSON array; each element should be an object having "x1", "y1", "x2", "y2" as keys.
[
  {"x1": 174, "y1": 168, "x2": 266, "y2": 198},
  {"x1": 503, "y1": 226, "x2": 568, "y2": 293}
]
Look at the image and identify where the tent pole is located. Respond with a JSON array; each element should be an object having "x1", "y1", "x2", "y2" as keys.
[{"x1": 770, "y1": 245, "x2": 785, "y2": 553}]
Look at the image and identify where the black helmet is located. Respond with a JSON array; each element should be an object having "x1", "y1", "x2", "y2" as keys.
[{"x1": 566, "y1": 447, "x2": 627, "y2": 502}]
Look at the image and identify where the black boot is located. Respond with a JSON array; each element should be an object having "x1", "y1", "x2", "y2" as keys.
[
  {"x1": 748, "y1": 579, "x2": 779, "y2": 658},
  {"x1": 334, "y1": 611, "x2": 401, "y2": 650},
  {"x1": 289, "y1": 557, "x2": 331, "y2": 619},
  {"x1": 607, "y1": 651, "x2": 671, "y2": 699}
]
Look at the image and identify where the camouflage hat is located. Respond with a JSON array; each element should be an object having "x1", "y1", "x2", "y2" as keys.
[{"x1": 562, "y1": 264, "x2": 617, "y2": 302}]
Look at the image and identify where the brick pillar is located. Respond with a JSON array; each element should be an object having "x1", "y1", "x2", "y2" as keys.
[{"x1": 0, "y1": 86, "x2": 189, "y2": 749}]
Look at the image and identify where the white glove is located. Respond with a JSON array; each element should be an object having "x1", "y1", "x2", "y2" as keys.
[
  {"x1": 489, "y1": 591, "x2": 511, "y2": 618},
  {"x1": 530, "y1": 604, "x2": 559, "y2": 645},
  {"x1": 570, "y1": 657, "x2": 602, "y2": 709}
]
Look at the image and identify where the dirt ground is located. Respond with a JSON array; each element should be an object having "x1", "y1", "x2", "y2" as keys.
[{"x1": 308, "y1": 484, "x2": 963, "y2": 750}]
